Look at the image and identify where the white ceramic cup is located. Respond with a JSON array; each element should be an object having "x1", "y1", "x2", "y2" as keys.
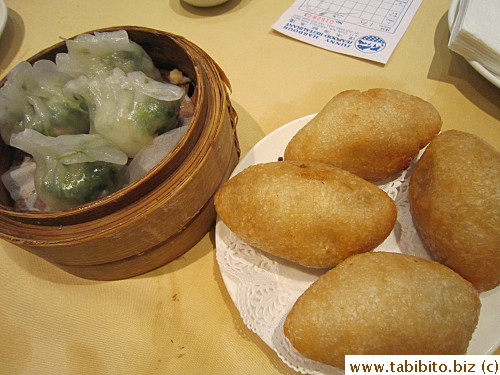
[{"x1": 182, "y1": 0, "x2": 230, "y2": 7}]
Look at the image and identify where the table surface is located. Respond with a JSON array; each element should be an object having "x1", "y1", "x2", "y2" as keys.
[{"x1": 0, "y1": 0, "x2": 498, "y2": 374}]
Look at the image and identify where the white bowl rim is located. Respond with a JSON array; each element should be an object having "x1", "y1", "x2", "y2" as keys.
[{"x1": 0, "y1": 0, "x2": 7, "y2": 39}]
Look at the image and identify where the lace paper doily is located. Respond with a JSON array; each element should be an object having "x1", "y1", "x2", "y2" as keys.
[{"x1": 215, "y1": 116, "x2": 499, "y2": 374}]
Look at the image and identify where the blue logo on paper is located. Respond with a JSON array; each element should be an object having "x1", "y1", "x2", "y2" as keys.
[{"x1": 355, "y1": 35, "x2": 386, "y2": 53}]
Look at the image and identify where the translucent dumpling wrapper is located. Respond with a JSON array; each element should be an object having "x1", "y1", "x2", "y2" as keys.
[
  {"x1": 0, "y1": 158, "x2": 41, "y2": 211},
  {"x1": 0, "y1": 60, "x2": 90, "y2": 143},
  {"x1": 69, "y1": 68, "x2": 185, "y2": 157},
  {"x1": 56, "y1": 30, "x2": 161, "y2": 80},
  {"x1": 126, "y1": 125, "x2": 189, "y2": 184},
  {"x1": 9, "y1": 129, "x2": 128, "y2": 210}
]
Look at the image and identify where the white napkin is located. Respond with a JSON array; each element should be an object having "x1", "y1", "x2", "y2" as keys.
[{"x1": 448, "y1": 0, "x2": 500, "y2": 77}]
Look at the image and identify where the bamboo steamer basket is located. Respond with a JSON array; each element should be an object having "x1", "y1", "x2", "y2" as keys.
[{"x1": 0, "y1": 26, "x2": 240, "y2": 280}]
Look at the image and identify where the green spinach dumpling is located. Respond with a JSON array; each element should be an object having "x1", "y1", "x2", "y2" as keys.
[
  {"x1": 70, "y1": 68, "x2": 185, "y2": 157},
  {"x1": 0, "y1": 60, "x2": 89, "y2": 143},
  {"x1": 56, "y1": 30, "x2": 161, "y2": 80},
  {"x1": 10, "y1": 129, "x2": 128, "y2": 210}
]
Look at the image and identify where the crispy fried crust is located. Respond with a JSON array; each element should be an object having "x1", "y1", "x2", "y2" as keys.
[
  {"x1": 409, "y1": 130, "x2": 500, "y2": 292},
  {"x1": 284, "y1": 88, "x2": 442, "y2": 181},
  {"x1": 284, "y1": 252, "x2": 481, "y2": 369},
  {"x1": 214, "y1": 161, "x2": 397, "y2": 268}
]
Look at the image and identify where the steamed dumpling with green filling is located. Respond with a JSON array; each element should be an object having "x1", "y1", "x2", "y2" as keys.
[
  {"x1": 69, "y1": 68, "x2": 185, "y2": 157},
  {"x1": 10, "y1": 129, "x2": 128, "y2": 210},
  {"x1": 0, "y1": 60, "x2": 89, "y2": 143},
  {"x1": 56, "y1": 30, "x2": 161, "y2": 80}
]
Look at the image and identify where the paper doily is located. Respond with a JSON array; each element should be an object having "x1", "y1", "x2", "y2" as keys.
[{"x1": 215, "y1": 115, "x2": 499, "y2": 374}]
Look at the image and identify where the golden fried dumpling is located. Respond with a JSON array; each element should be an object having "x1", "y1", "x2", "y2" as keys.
[
  {"x1": 284, "y1": 252, "x2": 481, "y2": 369},
  {"x1": 409, "y1": 130, "x2": 500, "y2": 292},
  {"x1": 214, "y1": 161, "x2": 397, "y2": 268},
  {"x1": 284, "y1": 88, "x2": 442, "y2": 181}
]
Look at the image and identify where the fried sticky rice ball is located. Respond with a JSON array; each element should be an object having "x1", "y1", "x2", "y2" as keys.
[
  {"x1": 409, "y1": 130, "x2": 500, "y2": 292},
  {"x1": 215, "y1": 160, "x2": 397, "y2": 268},
  {"x1": 284, "y1": 252, "x2": 481, "y2": 369},
  {"x1": 284, "y1": 88, "x2": 442, "y2": 181}
]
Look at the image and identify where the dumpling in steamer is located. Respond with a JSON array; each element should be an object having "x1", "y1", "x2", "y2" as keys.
[
  {"x1": 215, "y1": 161, "x2": 397, "y2": 268},
  {"x1": 284, "y1": 88, "x2": 442, "y2": 181},
  {"x1": 68, "y1": 68, "x2": 185, "y2": 158},
  {"x1": 56, "y1": 30, "x2": 161, "y2": 80},
  {"x1": 0, "y1": 60, "x2": 89, "y2": 143},
  {"x1": 9, "y1": 129, "x2": 128, "y2": 210},
  {"x1": 284, "y1": 252, "x2": 481, "y2": 369}
]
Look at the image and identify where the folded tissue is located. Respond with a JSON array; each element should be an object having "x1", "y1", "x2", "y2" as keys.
[{"x1": 448, "y1": 0, "x2": 500, "y2": 78}]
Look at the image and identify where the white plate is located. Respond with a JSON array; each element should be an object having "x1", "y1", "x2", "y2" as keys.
[
  {"x1": 0, "y1": 0, "x2": 7, "y2": 39},
  {"x1": 448, "y1": 0, "x2": 500, "y2": 88},
  {"x1": 215, "y1": 115, "x2": 500, "y2": 374}
]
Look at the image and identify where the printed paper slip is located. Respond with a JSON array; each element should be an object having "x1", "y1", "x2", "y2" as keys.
[{"x1": 272, "y1": 0, "x2": 423, "y2": 64}]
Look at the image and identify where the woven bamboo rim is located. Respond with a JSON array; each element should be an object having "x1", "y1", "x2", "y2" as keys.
[
  {"x1": 0, "y1": 26, "x2": 240, "y2": 277},
  {"x1": 0, "y1": 26, "x2": 231, "y2": 225}
]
